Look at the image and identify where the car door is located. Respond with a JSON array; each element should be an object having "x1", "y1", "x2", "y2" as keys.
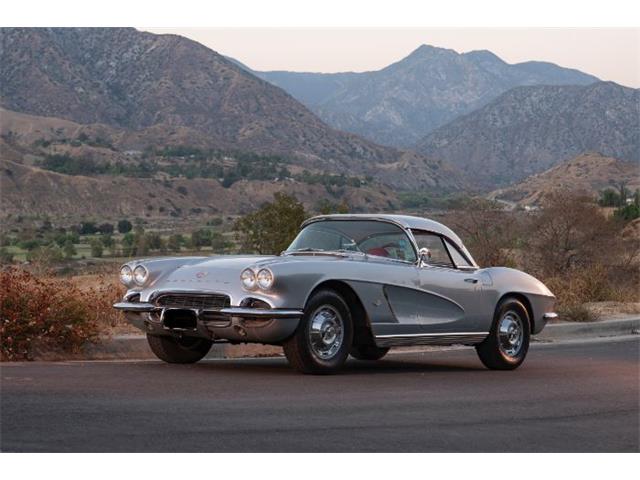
[{"x1": 411, "y1": 230, "x2": 492, "y2": 334}]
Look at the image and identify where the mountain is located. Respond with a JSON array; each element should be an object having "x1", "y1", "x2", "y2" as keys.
[
  {"x1": 0, "y1": 28, "x2": 461, "y2": 191},
  {"x1": 416, "y1": 82, "x2": 639, "y2": 189},
  {"x1": 488, "y1": 152, "x2": 640, "y2": 206},
  {"x1": 254, "y1": 45, "x2": 599, "y2": 147}
]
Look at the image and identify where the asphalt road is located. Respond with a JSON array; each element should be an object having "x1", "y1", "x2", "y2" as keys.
[{"x1": 1, "y1": 337, "x2": 638, "y2": 452}]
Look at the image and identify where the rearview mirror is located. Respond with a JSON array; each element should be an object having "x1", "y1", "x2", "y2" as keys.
[{"x1": 419, "y1": 247, "x2": 431, "y2": 266}]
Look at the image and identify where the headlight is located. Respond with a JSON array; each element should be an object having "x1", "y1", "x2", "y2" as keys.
[
  {"x1": 133, "y1": 265, "x2": 149, "y2": 286},
  {"x1": 241, "y1": 268, "x2": 257, "y2": 290},
  {"x1": 257, "y1": 268, "x2": 274, "y2": 290},
  {"x1": 119, "y1": 265, "x2": 133, "y2": 285}
]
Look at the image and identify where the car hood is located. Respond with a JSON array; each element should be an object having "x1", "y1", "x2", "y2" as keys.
[{"x1": 163, "y1": 255, "x2": 274, "y2": 282}]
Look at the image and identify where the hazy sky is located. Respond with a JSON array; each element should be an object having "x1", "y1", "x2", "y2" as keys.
[{"x1": 146, "y1": 28, "x2": 639, "y2": 88}]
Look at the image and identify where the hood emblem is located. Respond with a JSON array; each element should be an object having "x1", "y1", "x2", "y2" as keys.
[{"x1": 195, "y1": 271, "x2": 208, "y2": 279}]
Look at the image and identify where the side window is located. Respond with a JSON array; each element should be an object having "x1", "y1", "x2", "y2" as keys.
[
  {"x1": 444, "y1": 238, "x2": 474, "y2": 268},
  {"x1": 411, "y1": 231, "x2": 453, "y2": 268},
  {"x1": 359, "y1": 233, "x2": 417, "y2": 263}
]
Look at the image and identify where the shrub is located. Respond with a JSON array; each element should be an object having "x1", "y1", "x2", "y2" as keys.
[
  {"x1": 559, "y1": 304, "x2": 602, "y2": 323},
  {"x1": 0, "y1": 268, "x2": 123, "y2": 360}
]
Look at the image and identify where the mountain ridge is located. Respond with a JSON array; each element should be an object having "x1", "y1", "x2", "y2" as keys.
[
  {"x1": 416, "y1": 81, "x2": 639, "y2": 188},
  {"x1": 253, "y1": 44, "x2": 600, "y2": 147}
]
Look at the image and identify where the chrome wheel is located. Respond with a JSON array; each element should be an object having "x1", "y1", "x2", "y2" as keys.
[
  {"x1": 498, "y1": 310, "x2": 524, "y2": 357},
  {"x1": 308, "y1": 305, "x2": 344, "y2": 360}
]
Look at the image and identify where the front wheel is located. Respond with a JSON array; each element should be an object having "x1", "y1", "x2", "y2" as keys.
[
  {"x1": 475, "y1": 297, "x2": 530, "y2": 370},
  {"x1": 283, "y1": 290, "x2": 353, "y2": 374},
  {"x1": 147, "y1": 334, "x2": 212, "y2": 364}
]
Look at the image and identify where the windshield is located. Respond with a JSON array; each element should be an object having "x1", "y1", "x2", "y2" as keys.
[{"x1": 286, "y1": 220, "x2": 417, "y2": 262}]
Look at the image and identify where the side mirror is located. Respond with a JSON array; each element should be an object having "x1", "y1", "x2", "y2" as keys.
[{"x1": 419, "y1": 247, "x2": 431, "y2": 266}]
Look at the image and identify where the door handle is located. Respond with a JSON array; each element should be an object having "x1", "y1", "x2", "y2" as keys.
[{"x1": 464, "y1": 278, "x2": 478, "y2": 284}]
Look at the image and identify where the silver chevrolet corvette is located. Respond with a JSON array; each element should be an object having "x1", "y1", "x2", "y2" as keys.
[{"x1": 114, "y1": 214, "x2": 557, "y2": 374}]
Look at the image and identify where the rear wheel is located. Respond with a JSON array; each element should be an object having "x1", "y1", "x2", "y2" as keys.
[
  {"x1": 350, "y1": 344, "x2": 389, "y2": 361},
  {"x1": 146, "y1": 334, "x2": 212, "y2": 364},
  {"x1": 283, "y1": 290, "x2": 353, "y2": 374},
  {"x1": 475, "y1": 297, "x2": 530, "y2": 370}
]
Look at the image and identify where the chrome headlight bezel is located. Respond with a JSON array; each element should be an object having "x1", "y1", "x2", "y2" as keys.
[
  {"x1": 241, "y1": 268, "x2": 257, "y2": 290},
  {"x1": 133, "y1": 265, "x2": 149, "y2": 286},
  {"x1": 256, "y1": 268, "x2": 274, "y2": 290},
  {"x1": 119, "y1": 265, "x2": 133, "y2": 286}
]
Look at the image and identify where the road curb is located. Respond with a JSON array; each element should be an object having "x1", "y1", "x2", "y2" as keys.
[
  {"x1": 78, "y1": 317, "x2": 640, "y2": 360},
  {"x1": 535, "y1": 317, "x2": 640, "y2": 342}
]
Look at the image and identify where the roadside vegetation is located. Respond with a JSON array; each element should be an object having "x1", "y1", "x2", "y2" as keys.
[
  {"x1": 444, "y1": 192, "x2": 640, "y2": 321},
  {"x1": 0, "y1": 267, "x2": 124, "y2": 361}
]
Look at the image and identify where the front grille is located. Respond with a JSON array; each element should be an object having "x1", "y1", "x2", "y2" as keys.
[{"x1": 155, "y1": 293, "x2": 230, "y2": 310}]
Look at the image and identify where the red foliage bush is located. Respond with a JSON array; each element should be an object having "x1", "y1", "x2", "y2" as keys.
[{"x1": 0, "y1": 268, "x2": 123, "y2": 360}]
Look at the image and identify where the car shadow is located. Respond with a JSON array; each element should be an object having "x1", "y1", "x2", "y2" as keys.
[{"x1": 182, "y1": 354, "x2": 484, "y2": 376}]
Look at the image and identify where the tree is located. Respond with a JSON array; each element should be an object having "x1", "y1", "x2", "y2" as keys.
[
  {"x1": 524, "y1": 193, "x2": 620, "y2": 276},
  {"x1": 121, "y1": 232, "x2": 136, "y2": 256},
  {"x1": 190, "y1": 229, "x2": 211, "y2": 249},
  {"x1": 117, "y1": 219, "x2": 133, "y2": 234},
  {"x1": 101, "y1": 234, "x2": 115, "y2": 253},
  {"x1": 78, "y1": 221, "x2": 97, "y2": 235},
  {"x1": 235, "y1": 193, "x2": 306, "y2": 254},
  {"x1": 89, "y1": 238, "x2": 103, "y2": 258},
  {"x1": 317, "y1": 199, "x2": 349, "y2": 215},
  {"x1": 598, "y1": 188, "x2": 621, "y2": 207},
  {"x1": 145, "y1": 232, "x2": 164, "y2": 251},
  {"x1": 98, "y1": 222, "x2": 114, "y2": 235},
  {"x1": 210, "y1": 232, "x2": 230, "y2": 253},
  {"x1": 443, "y1": 198, "x2": 520, "y2": 268},
  {"x1": 167, "y1": 234, "x2": 184, "y2": 252},
  {"x1": 62, "y1": 238, "x2": 76, "y2": 259},
  {"x1": 614, "y1": 204, "x2": 640, "y2": 221}
]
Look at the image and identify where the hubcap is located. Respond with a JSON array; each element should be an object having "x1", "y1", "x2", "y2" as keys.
[
  {"x1": 308, "y1": 305, "x2": 344, "y2": 360},
  {"x1": 498, "y1": 311, "x2": 524, "y2": 358}
]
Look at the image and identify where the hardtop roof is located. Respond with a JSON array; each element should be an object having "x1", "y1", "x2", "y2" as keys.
[{"x1": 302, "y1": 214, "x2": 464, "y2": 248}]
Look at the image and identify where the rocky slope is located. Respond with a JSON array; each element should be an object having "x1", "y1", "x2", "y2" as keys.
[
  {"x1": 488, "y1": 152, "x2": 640, "y2": 206},
  {"x1": 255, "y1": 45, "x2": 598, "y2": 147},
  {"x1": 0, "y1": 28, "x2": 462, "y2": 191},
  {"x1": 416, "y1": 82, "x2": 639, "y2": 188}
]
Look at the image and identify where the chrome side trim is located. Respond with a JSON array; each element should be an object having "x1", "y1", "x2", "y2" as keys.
[
  {"x1": 543, "y1": 312, "x2": 559, "y2": 320},
  {"x1": 219, "y1": 307, "x2": 303, "y2": 318},
  {"x1": 374, "y1": 331, "x2": 489, "y2": 347}
]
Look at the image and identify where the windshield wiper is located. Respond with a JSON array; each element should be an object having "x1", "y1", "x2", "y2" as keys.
[{"x1": 282, "y1": 247, "x2": 325, "y2": 255}]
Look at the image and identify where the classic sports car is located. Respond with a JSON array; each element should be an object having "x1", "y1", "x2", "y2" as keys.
[{"x1": 114, "y1": 214, "x2": 557, "y2": 374}]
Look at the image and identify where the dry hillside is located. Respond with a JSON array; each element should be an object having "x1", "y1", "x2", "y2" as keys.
[{"x1": 489, "y1": 152, "x2": 640, "y2": 206}]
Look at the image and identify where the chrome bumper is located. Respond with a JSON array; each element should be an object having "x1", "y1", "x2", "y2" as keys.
[
  {"x1": 112, "y1": 302, "x2": 303, "y2": 318},
  {"x1": 543, "y1": 312, "x2": 559, "y2": 321}
]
